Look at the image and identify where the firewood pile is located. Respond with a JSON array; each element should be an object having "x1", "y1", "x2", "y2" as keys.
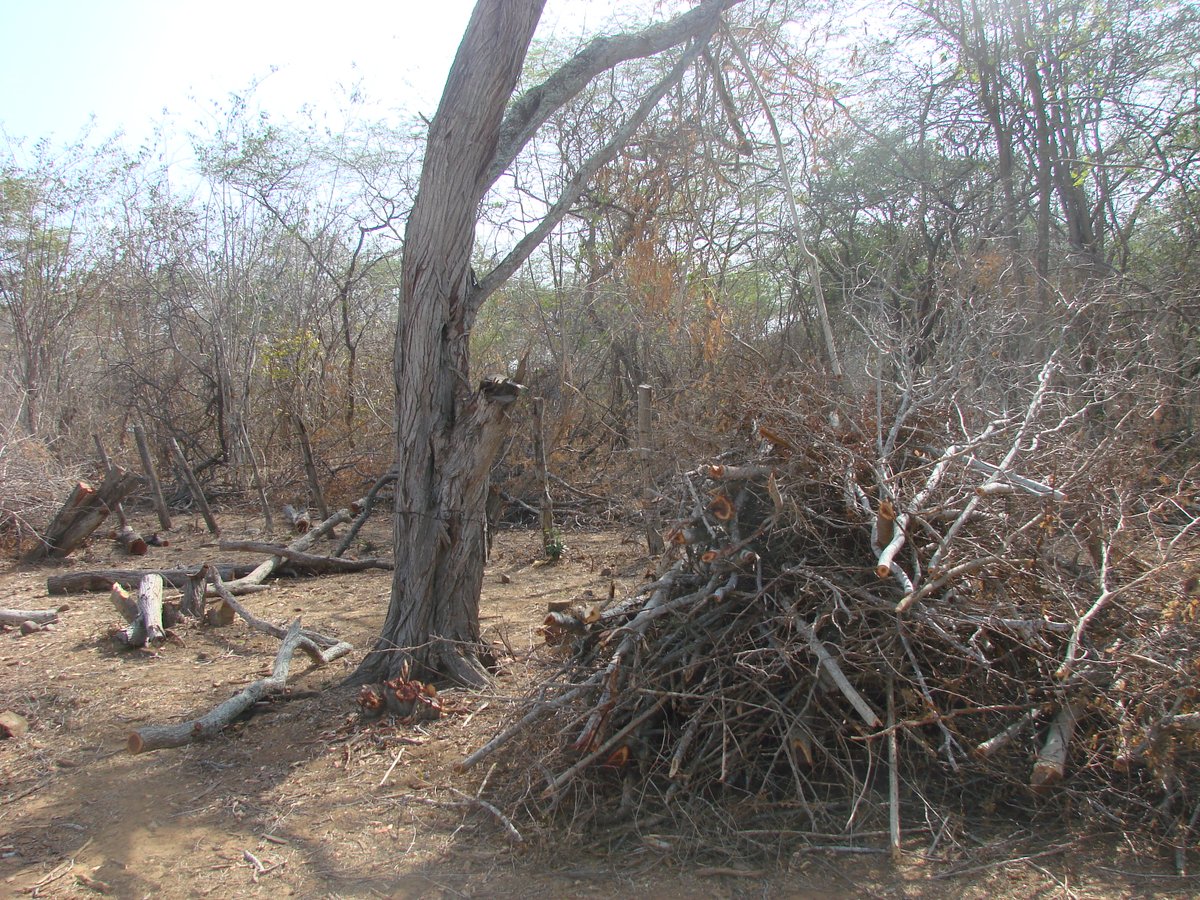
[{"x1": 470, "y1": 368, "x2": 1200, "y2": 863}]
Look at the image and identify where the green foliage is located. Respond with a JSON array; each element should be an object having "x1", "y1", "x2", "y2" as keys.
[{"x1": 543, "y1": 526, "x2": 566, "y2": 562}]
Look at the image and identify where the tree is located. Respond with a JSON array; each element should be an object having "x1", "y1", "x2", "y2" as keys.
[
  {"x1": 351, "y1": 0, "x2": 745, "y2": 686},
  {"x1": 0, "y1": 136, "x2": 119, "y2": 439}
]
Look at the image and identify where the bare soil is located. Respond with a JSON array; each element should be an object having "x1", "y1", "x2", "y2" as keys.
[{"x1": 0, "y1": 514, "x2": 1194, "y2": 898}]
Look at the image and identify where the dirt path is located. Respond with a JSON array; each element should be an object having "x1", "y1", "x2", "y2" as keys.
[{"x1": 0, "y1": 517, "x2": 1193, "y2": 897}]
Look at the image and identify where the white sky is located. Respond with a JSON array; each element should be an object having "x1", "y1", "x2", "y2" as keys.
[{"x1": 0, "y1": 0, "x2": 627, "y2": 150}]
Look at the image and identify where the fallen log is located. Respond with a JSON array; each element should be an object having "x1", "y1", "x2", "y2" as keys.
[
  {"x1": 22, "y1": 467, "x2": 143, "y2": 563},
  {"x1": 217, "y1": 539, "x2": 392, "y2": 573},
  {"x1": 206, "y1": 569, "x2": 350, "y2": 651},
  {"x1": 48, "y1": 565, "x2": 259, "y2": 595},
  {"x1": 0, "y1": 607, "x2": 63, "y2": 626},
  {"x1": 221, "y1": 508, "x2": 352, "y2": 592},
  {"x1": 115, "y1": 524, "x2": 149, "y2": 556},
  {"x1": 283, "y1": 504, "x2": 311, "y2": 534},
  {"x1": 127, "y1": 619, "x2": 350, "y2": 753}
]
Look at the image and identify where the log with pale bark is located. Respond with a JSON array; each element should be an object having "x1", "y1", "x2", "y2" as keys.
[
  {"x1": 115, "y1": 524, "x2": 149, "y2": 556},
  {"x1": 0, "y1": 607, "x2": 63, "y2": 626},
  {"x1": 220, "y1": 508, "x2": 352, "y2": 592},
  {"x1": 283, "y1": 503, "x2": 311, "y2": 534},
  {"x1": 21, "y1": 466, "x2": 143, "y2": 564},
  {"x1": 126, "y1": 619, "x2": 350, "y2": 753},
  {"x1": 218, "y1": 540, "x2": 393, "y2": 573},
  {"x1": 111, "y1": 574, "x2": 171, "y2": 649}
]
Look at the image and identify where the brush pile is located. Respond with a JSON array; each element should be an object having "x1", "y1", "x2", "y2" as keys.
[{"x1": 470, "y1": 364, "x2": 1200, "y2": 864}]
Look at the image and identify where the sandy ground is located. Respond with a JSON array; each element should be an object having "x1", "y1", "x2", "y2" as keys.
[{"x1": 1, "y1": 514, "x2": 1196, "y2": 898}]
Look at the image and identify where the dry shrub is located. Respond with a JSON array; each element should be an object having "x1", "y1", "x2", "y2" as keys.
[{"x1": 0, "y1": 424, "x2": 84, "y2": 553}]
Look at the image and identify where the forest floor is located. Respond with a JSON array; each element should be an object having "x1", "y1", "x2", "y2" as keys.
[{"x1": 1, "y1": 513, "x2": 1196, "y2": 898}]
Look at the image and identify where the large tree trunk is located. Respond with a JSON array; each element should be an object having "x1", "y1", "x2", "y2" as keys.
[
  {"x1": 350, "y1": 0, "x2": 739, "y2": 688},
  {"x1": 349, "y1": 0, "x2": 546, "y2": 687}
]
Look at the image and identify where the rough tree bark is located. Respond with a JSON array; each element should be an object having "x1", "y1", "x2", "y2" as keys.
[{"x1": 350, "y1": 0, "x2": 742, "y2": 688}]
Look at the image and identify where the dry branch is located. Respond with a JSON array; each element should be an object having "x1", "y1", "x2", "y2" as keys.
[
  {"x1": 205, "y1": 569, "x2": 350, "y2": 654},
  {"x1": 133, "y1": 424, "x2": 172, "y2": 531},
  {"x1": 169, "y1": 438, "x2": 219, "y2": 534},
  {"x1": 221, "y1": 509, "x2": 352, "y2": 592},
  {"x1": 127, "y1": 620, "x2": 334, "y2": 753},
  {"x1": 217, "y1": 539, "x2": 392, "y2": 573},
  {"x1": 336, "y1": 469, "x2": 395, "y2": 557}
]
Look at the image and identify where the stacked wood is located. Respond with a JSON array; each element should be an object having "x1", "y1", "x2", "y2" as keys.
[
  {"x1": 21, "y1": 466, "x2": 143, "y2": 563},
  {"x1": 468, "y1": 368, "x2": 1200, "y2": 862}
]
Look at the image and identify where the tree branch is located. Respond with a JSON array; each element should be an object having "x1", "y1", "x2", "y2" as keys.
[
  {"x1": 484, "y1": 0, "x2": 745, "y2": 192},
  {"x1": 475, "y1": 25, "x2": 719, "y2": 306}
]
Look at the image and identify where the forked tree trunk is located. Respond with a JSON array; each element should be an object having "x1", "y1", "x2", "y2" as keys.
[
  {"x1": 350, "y1": 0, "x2": 740, "y2": 688},
  {"x1": 349, "y1": 0, "x2": 546, "y2": 687}
]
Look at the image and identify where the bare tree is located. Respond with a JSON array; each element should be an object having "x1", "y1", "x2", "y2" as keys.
[{"x1": 352, "y1": 0, "x2": 745, "y2": 686}]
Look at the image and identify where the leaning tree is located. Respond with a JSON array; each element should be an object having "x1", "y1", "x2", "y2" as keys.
[{"x1": 350, "y1": 0, "x2": 746, "y2": 687}]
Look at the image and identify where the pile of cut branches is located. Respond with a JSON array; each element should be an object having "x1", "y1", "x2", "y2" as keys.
[{"x1": 468, "y1": 362, "x2": 1200, "y2": 866}]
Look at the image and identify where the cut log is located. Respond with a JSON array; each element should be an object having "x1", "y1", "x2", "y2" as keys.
[
  {"x1": 48, "y1": 564, "x2": 259, "y2": 595},
  {"x1": 1031, "y1": 702, "x2": 1083, "y2": 792},
  {"x1": 21, "y1": 466, "x2": 144, "y2": 563},
  {"x1": 283, "y1": 504, "x2": 311, "y2": 534},
  {"x1": 0, "y1": 711, "x2": 30, "y2": 739},
  {"x1": 136, "y1": 574, "x2": 165, "y2": 643},
  {"x1": 0, "y1": 607, "x2": 62, "y2": 626},
  {"x1": 113, "y1": 574, "x2": 167, "y2": 648},
  {"x1": 115, "y1": 524, "x2": 149, "y2": 556},
  {"x1": 110, "y1": 584, "x2": 137, "y2": 623}
]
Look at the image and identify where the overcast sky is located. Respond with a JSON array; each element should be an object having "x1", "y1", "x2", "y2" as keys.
[{"x1": 0, "y1": 0, "x2": 627, "y2": 151}]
